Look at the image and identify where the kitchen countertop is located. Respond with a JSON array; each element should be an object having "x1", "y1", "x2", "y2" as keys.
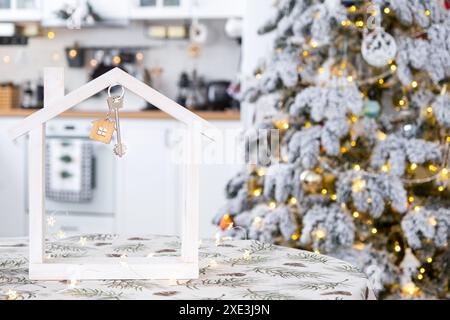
[{"x1": 0, "y1": 109, "x2": 240, "y2": 121}]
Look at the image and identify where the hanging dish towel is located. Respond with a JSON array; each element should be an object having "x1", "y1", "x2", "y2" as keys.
[{"x1": 45, "y1": 139, "x2": 94, "y2": 203}]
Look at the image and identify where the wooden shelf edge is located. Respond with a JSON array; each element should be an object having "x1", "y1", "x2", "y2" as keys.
[{"x1": 0, "y1": 109, "x2": 241, "y2": 121}]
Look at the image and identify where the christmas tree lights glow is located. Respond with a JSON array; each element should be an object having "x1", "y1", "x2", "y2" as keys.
[{"x1": 214, "y1": 0, "x2": 450, "y2": 299}]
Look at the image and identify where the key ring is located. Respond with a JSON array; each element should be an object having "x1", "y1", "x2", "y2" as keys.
[{"x1": 108, "y1": 84, "x2": 125, "y2": 99}]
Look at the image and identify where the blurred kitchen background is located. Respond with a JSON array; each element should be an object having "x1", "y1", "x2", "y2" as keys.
[
  {"x1": 0, "y1": 0, "x2": 274, "y2": 239},
  {"x1": 0, "y1": 0, "x2": 244, "y2": 110},
  {"x1": 0, "y1": 0, "x2": 272, "y2": 237}
]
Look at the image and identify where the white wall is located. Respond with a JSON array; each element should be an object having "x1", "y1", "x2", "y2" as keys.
[
  {"x1": 241, "y1": 0, "x2": 275, "y2": 127},
  {"x1": 0, "y1": 119, "x2": 26, "y2": 237},
  {"x1": 0, "y1": 20, "x2": 241, "y2": 110},
  {"x1": 241, "y1": 0, "x2": 275, "y2": 76}
]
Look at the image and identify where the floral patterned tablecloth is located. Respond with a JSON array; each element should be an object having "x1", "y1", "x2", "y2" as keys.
[{"x1": 0, "y1": 234, "x2": 376, "y2": 300}]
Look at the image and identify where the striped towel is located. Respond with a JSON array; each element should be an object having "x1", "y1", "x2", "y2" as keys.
[{"x1": 45, "y1": 139, "x2": 94, "y2": 203}]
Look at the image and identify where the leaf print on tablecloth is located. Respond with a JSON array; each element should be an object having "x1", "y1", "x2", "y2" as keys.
[
  {"x1": 217, "y1": 273, "x2": 246, "y2": 277},
  {"x1": 0, "y1": 290, "x2": 36, "y2": 300},
  {"x1": 296, "y1": 279, "x2": 349, "y2": 291},
  {"x1": 320, "y1": 290, "x2": 352, "y2": 296},
  {"x1": 46, "y1": 243, "x2": 88, "y2": 258},
  {"x1": 243, "y1": 289, "x2": 295, "y2": 300},
  {"x1": 202, "y1": 293, "x2": 226, "y2": 300},
  {"x1": 325, "y1": 264, "x2": 367, "y2": 278},
  {"x1": 253, "y1": 266, "x2": 325, "y2": 279},
  {"x1": 226, "y1": 255, "x2": 267, "y2": 266},
  {"x1": 0, "y1": 243, "x2": 27, "y2": 248},
  {"x1": 64, "y1": 288, "x2": 123, "y2": 300},
  {"x1": 0, "y1": 275, "x2": 42, "y2": 287},
  {"x1": 94, "y1": 242, "x2": 112, "y2": 247},
  {"x1": 127, "y1": 237, "x2": 150, "y2": 241},
  {"x1": 104, "y1": 279, "x2": 160, "y2": 291},
  {"x1": 153, "y1": 291, "x2": 178, "y2": 297},
  {"x1": 203, "y1": 278, "x2": 253, "y2": 288},
  {"x1": 65, "y1": 233, "x2": 118, "y2": 242},
  {"x1": 361, "y1": 286, "x2": 371, "y2": 300},
  {"x1": 240, "y1": 241, "x2": 274, "y2": 255},
  {"x1": 0, "y1": 268, "x2": 26, "y2": 278},
  {"x1": 0, "y1": 258, "x2": 29, "y2": 278},
  {"x1": 199, "y1": 266, "x2": 209, "y2": 275},
  {"x1": 283, "y1": 262, "x2": 306, "y2": 267},
  {"x1": 46, "y1": 243, "x2": 87, "y2": 252},
  {"x1": 184, "y1": 277, "x2": 252, "y2": 290},
  {"x1": 217, "y1": 243, "x2": 236, "y2": 248},
  {"x1": 287, "y1": 252, "x2": 329, "y2": 263},
  {"x1": 199, "y1": 252, "x2": 222, "y2": 258},
  {"x1": 113, "y1": 243, "x2": 146, "y2": 253},
  {"x1": 0, "y1": 258, "x2": 27, "y2": 269},
  {"x1": 155, "y1": 249, "x2": 177, "y2": 253}
]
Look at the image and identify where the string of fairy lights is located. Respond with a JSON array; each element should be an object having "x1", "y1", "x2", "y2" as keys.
[{"x1": 2, "y1": 211, "x2": 255, "y2": 300}]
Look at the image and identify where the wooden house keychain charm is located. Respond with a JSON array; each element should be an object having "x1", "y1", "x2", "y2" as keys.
[
  {"x1": 89, "y1": 84, "x2": 127, "y2": 157},
  {"x1": 89, "y1": 117, "x2": 115, "y2": 144}
]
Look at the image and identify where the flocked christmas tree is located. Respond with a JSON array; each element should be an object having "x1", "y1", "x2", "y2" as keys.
[{"x1": 214, "y1": 0, "x2": 450, "y2": 299}]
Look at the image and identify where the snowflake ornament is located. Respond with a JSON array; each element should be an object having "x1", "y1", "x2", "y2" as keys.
[{"x1": 361, "y1": 28, "x2": 397, "y2": 67}]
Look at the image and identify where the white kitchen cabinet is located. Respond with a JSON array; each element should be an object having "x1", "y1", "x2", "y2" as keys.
[
  {"x1": 191, "y1": 0, "x2": 244, "y2": 19},
  {"x1": 0, "y1": 117, "x2": 26, "y2": 236},
  {"x1": 41, "y1": 0, "x2": 129, "y2": 27},
  {"x1": 115, "y1": 118, "x2": 242, "y2": 238},
  {"x1": 0, "y1": 0, "x2": 41, "y2": 21},
  {"x1": 129, "y1": 0, "x2": 243, "y2": 20},
  {"x1": 115, "y1": 119, "x2": 181, "y2": 236},
  {"x1": 0, "y1": 0, "x2": 244, "y2": 24},
  {"x1": 129, "y1": 0, "x2": 189, "y2": 20}
]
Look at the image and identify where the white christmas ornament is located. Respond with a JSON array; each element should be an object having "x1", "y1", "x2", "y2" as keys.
[
  {"x1": 190, "y1": 21, "x2": 208, "y2": 44},
  {"x1": 399, "y1": 248, "x2": 421, "y2": 286},
  {"x1": 225, "y1": 18, "x2": 243, "y2": 39},
  {"x1": 361, "y1": 28, "x2": 397, "y2": 67}
]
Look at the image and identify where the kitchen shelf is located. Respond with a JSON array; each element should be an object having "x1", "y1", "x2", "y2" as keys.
[{"x1": 0, "y1": 108, "x2": 240, "y2": 121}]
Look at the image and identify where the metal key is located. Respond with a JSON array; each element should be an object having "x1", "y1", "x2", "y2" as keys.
[{"x1": 107, "y1": 95, "x2": 127, "y2": 157}]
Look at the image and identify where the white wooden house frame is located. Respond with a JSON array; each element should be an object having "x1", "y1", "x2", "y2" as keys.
[{"x1": 9, "y1": 67, "x2": 215, "y2": 280}]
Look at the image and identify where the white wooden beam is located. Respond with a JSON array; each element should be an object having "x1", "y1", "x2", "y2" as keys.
[
  {"x1": 181, "y1": 125, "x2": 200, "y2": 268},
  {"x1": 29, "y1": 67, "x2": 64, "y2": 265},
  {"x1": 28, "y1": 124, "x2": 45, "y2": 264}
]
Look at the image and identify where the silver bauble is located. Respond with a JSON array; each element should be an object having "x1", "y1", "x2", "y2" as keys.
[{"x1": 300, "y1": 170, "x2": 323, "y2": 193}]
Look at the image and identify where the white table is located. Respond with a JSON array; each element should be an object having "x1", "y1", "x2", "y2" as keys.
[{"x1": 0, "y1": 234, "x2": 376, "y2": 300}]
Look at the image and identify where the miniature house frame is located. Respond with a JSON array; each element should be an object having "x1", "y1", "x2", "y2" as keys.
[{"x1": 9, "y1": 67, "x2": 215, "y2": 280}]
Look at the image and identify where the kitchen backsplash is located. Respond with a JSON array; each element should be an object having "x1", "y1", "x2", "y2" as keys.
[{"x1": 0, "y1": 20, "x2": 240, "y2": 111}]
